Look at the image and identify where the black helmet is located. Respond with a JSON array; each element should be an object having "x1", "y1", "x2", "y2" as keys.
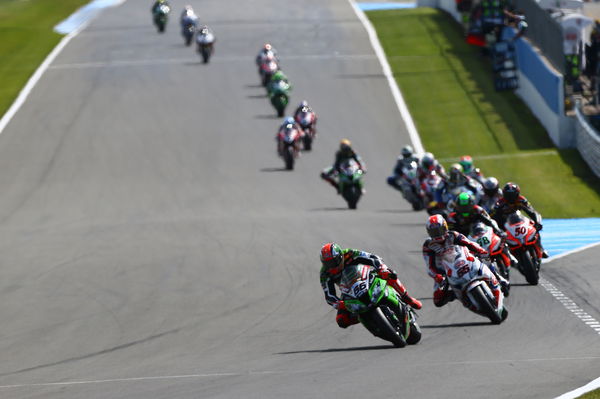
[
  {"x1": 339, "y1": 139, "x2": 352, "y2": 153},
  {"x1": 503, "y1": 182, "x2": 520, "y2": 203}
]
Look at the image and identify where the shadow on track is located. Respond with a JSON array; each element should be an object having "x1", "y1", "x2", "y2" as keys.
[
  {"x1": 255, "y1": 114, "x2": 279, "y2": 119},
  {"x1": 420, "y1": 322, "x2": 491, "y2": 329},
  {"x1": 309, "y1": 207, "x2": 352, "y2": 211},
  {"x1": 276, "y1": 345, "x2": 392, "y2": 354},
  {"x1": 245, "y1": 84, "x2": 263, "y2": 89},
  {"x1": 376, "y1": 209, "x2": 415, "y2": 214},
  {"x1": 260, "y1": 167, "x2": 289, "y2": 172},
  {"x1": 247, "y1": 94, "x2": 268, "y2": 99}
]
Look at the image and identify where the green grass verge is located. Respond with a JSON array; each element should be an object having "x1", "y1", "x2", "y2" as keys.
[
  {"x1": 367, "y1": 8, "x2": 600, "y2": 218},
  {"x1": 0, "y1": 0, "x2": 89, "y2": 115},
  {"x1": 578, "y1": 388, "x2": 600, "y2": 399}
]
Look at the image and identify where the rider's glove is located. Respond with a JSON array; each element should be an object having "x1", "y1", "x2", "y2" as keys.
[
  {"x1": 498, "y1": 231, "x2": 507, "y2": 239},
  {"x1": 334, "y1": 300, "x2": 346, "y2": 310},
  {"x1": 434, "y1": 274, "x2": 445, "y2": 284},
  {"x1": 535, "y1": 223, "x2": 543, "y2": 231},
  {"x1": 377, "y1": 264, "x2": 397, "y2": 280}
]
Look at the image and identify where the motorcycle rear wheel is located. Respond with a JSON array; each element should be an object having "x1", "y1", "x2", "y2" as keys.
[
  {"x1": 361, "y1": 307, "x2": 406, "y2": 348},
  {"x1": 406, "y1": 321, "x2": 422, "y2": 345}
]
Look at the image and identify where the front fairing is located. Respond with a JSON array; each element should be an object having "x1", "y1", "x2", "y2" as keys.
[{"x1": 340, "y1": 265, "x2": 395, "y2": 313}]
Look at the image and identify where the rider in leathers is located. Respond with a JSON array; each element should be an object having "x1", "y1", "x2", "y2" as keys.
[
  {"x1": 387, "y1": 145, "x2": 420, "y2": 192},
  {"x1": 423, "y1": 214, "x2": 504, "y2": 307},
  {"x1": 447, "y1": 192, "x2": 504, "y2": 237},
  {"x1": 491, "y1": 182, "x2": 548, "y2": 258},
  {"x1": 320, "y1": 139, "x2": 365, "y2": 193},
  {"x1": 448, "y1": 192, "x2": 515, "y2": 278},
  {"x1": 320, "y1": 243, "x2": 422, "y2": 328}
]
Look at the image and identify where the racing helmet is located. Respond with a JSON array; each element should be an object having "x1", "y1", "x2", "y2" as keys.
[
  {"x1": 426, "y1": 214, "x2": 448, "y2": 241},
  {"x1": 299, "y1": 100, "x2": 309, "y2": 109},
  {"x1": 483, "y1": 177, "x2": 499, "y2": 197},
  {"x1": 459, "y1": 155, "x2": 473, "y2": 173},
  {"x1": 401, "y1": 145, "x2": 414, "y2": 159},
  {"x1": 339, "y1": 139, "x2": 352, "y2": 153},
  {"x1": 421, "y1": 152, "x2": 435, "y2": 171},
  {"x1": 283, "y1": 116, "x2": 295, "y2": 125},
  {"x1": 503, "y1": 182, "x2": 520, "y2": 203},
  {"x1": 455, "y1": 192, "x2": 475, "y2": 217},
  {"x1": 263, "y1": 43, "x2": 272, "y2": 51},
  {"x1": 448, "y1": 163, "x2": 464, "y2": 184},
  {"x1": 320, "y1": 243, "x2": 343, "y2": 272}
]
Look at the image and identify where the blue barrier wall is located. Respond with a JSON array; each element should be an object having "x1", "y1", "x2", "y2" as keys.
[{"x1": 503, "y1": 29, "x2": 562, "y2": 114}]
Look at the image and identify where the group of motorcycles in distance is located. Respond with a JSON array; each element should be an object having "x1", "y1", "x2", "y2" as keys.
[
  {"x1": 255, "y1": 45, "x2": 318, "y2": 171},
  {"x1": 255, "y1": 44, "x2": 364, "y2": 209},
  {"x1": 392, "y1": 151, "x2": 544, "y2": 319},
  {"x1": 151, "y1": 2, "x2": 215, "y2": 63}
]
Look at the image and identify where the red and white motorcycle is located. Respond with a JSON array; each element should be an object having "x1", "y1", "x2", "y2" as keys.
[
  {"x1": 259, "y1": 56, "x2": 279, "y2": 87},
  {"x1": 440, "y1": 245, "x2": 507, "y2": 324},
  {"x1": 504, "y1": 211, "x2": 543, "y2": 285},
  {"x1": 468, "y1": 222, "x2": 511, "y2": 280},
  {"x1": 294, "y1": 107, "x2": 317, "y2": 151},
  {"x1": 276, "y1": 123, "x2": 303, "y2": 170}
]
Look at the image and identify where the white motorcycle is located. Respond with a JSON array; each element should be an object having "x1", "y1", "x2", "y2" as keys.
[{"x1": 440, "y1": 245, "x2": 508, "y2": 324}]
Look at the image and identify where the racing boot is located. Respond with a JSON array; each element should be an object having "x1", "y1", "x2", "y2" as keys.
[{"x1": 388, "y1": 279, "x2": 422, "y2": 310}]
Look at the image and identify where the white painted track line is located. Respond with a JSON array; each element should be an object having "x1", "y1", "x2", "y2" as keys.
[{"x1": 347, "y1": 0, "x2": 425, "y2": 155}]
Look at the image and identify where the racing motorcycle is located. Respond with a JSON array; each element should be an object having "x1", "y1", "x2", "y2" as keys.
[
  {"x1": 504, "y1": 211, "x2": 543, "y2": 285},
  {"x1": 153, "y1": 3, "x2": 170, "y2": 33},
  {"x1": 276, "y1": 124, "x2": 302, "y2": 170},
  {"x1": 181, "y1": 21, "x2": 196, "y2": 46},
  {"x1": 422, "y1": 171, "x2": 444, "y2": 216},
  {"x1": 259, "y1": 58, "x2": 279, "y2": 87},
  {"x1": 339, "y1": 264, "x2": 421, "y2": 348},
  {"x1": 338, "y1": 159, "x2": 364, "y2": 209},
  {"x1": 268, "y1": 79, "x2": 291, "y2": 117},
  {"x1": 468, "y1": 222, "x2": 511, "y2": 279},
  {"x1": 441, "y1": 245, "x2": 508, "y2": 324},
  {"x1": 196, "y1": 29, "x2": 215, "y2": 64},
  {"x1": 294, "y1": 107, "x2": 317, "y2": 151},
  {"x1": 394, "y1": 161, "x2": 425, "y2": 211}
]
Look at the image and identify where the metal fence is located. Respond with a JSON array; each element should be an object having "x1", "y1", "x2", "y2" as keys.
[
  {"x1": 514, "y1": 0, "x2": 565, "y2": 74},
  {"x1": 575, "y1": 105, "x2": 600, "y2": 177}
]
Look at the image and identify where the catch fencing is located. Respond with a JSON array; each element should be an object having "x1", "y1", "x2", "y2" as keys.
[
  {"x1": 575, "y1": 105, "x2": 600, "y2": 177},
  {"x1": 514, "y1": 0, "x2": 565, "y2": 74}
]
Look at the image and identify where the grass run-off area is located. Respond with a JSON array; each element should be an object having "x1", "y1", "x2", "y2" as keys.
[
  {"x1": 367, "y1": 8, "x2": 600, "y2": 218},
  {"x1": 578, "y1": 388, "x2": 600, "y2": 399},
  {"x1": 0, "y1": 0, "x2": 89, "y2": 116}
]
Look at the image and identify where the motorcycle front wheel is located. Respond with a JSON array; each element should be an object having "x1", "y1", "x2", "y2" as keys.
[
  {"x1": 469, "y1": 285, "x2": 503, "y2": 324},
  {"x1": 519, "y1": 249, "x2": 539, "y2": 285},
  {"x1": 283, "y1": 146, "x2": 294, "y2": 170}
]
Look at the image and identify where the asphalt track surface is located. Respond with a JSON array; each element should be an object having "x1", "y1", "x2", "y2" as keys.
[{"x1": 0, "y1": 1, "x2": 598, "y2": 398}]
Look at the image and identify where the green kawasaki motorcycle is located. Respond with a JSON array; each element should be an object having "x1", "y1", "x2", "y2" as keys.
[
  {"x1": 153, "y1": 3, "x2": 170, "y2": 33},
  {"x1": 338, "y1": 159, "x2": 364, "y2": 209},
  {"x1": 268, "y1": 79, "x2": 291, "y2": 117},
  {"x1": 340, "y1": 264, "x2": 421, "y2": 348}
]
